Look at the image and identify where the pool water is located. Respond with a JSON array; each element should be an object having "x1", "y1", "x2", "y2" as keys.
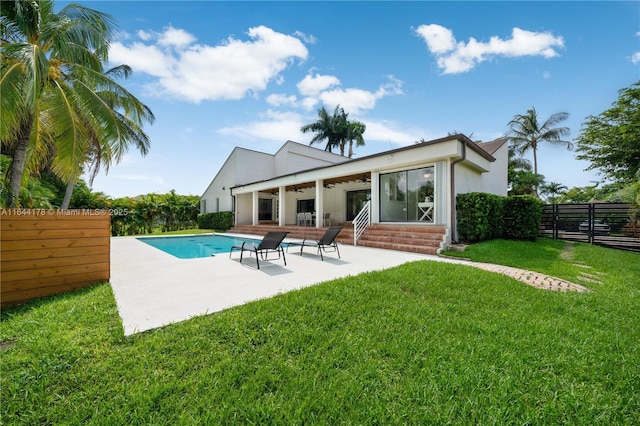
[{"x1": 137, "y1": 234, "x2": 264, "y2": 259}]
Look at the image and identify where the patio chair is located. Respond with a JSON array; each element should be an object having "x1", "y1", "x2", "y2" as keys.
[
  {"x1": 300, "y1": 226, "x2": 343, "y2": 260},
  {"x1": 229, "y1": 231, "x2": 289, "y2": 269}
]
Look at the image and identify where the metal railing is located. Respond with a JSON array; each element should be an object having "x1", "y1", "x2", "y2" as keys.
[{"x1": 352, "y1": 200, "x2": 371, "y2": 246}]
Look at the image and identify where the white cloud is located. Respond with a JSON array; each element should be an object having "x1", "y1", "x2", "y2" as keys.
[
  {"x1": 297, "y1": 73, "x2": 341, "y2": 96},
  {"x1": 266, "y1": 93, "x2": 298, "y2": 107},
  {"x1": 414, "y1": 24, "x2": 564, "y2": 74},
  {"x1": 136, "y1": 30, "x2": 153, "y2": 41},
  {"x1": 363, "y1": 120, "x2": 422, "y2": 146},
  {"x1": 109, "y1": 25, "x2": 308, "y2": 103},
  {"x1": 217, "y1": 110, "x2": 306, "y2": 144},
  {"x1": 298, "y1": 74, "x2": 403, "y2": 114},
  {"x1": 293, "y1": 31, "x2": 317, "y2": 45},
  {"x1": 157, "y1": 25, "x2": 196, "y2": 48},
  {"x1": 414, "y1": 24, "x2": 456, "y2": 54},
  {"x1": 632, "y1": 32, "x2": 640, "y2": 64}
]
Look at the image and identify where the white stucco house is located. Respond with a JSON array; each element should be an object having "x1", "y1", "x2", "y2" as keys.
[{"x1": 201, "y1": 134, "x2": 508, "y2": 246}]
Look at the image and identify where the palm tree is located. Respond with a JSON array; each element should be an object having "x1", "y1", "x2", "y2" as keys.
[
  {"x1": 57, "y1": 64, "x2": 154, "y2": 208},
  {"x1": 301, "y1": 105, "x2": 350, "y2": 155},
  {"x1": 505, "y1": 107, "x2": 572, "y2": 177},
  {"x1": 346, "y1": 120, "x2": 366, "y2": 158},
  {"x1": 1, "y1": 0, "x2": 152, "y2": 207},
  {"x1": 539, "y1": 181, "x2": 568, "y2": 204}
]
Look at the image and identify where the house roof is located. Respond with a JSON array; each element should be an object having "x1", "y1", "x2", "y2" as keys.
[{"x1": 474, "y1": 137, "x2": 508, "y2": 155}]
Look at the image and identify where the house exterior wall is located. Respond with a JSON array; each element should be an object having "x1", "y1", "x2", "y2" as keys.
[
  {"x1": 454, "y1": 143, "x2": 508, "y2": 196},
  {"x1": 201, "y1": 142, "x2": 347, "y2": 214},
  {"x1": 274, "y1": 141, "x2": 348, "y2": 175},
  {"x1": 201, "y1": 148, "x2": 275, "y2": 214},
  {"x1": 227, "y1": 136, "x2": 508, "y2": 245}
]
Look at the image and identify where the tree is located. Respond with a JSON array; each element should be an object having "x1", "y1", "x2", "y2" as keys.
[
  {"x1": 560, "y1": 185, "x2": 599, "y2": 204},
  {"x1": 1, "y1": 0, "x2": 153, "y2": 208},
  {"x1": 301, "y1": 105, "x2": 361, "y2": 156},
  {"x1": 509, "y1": 170, "x2": 545, "y2": 196},
  {"x1": 539, "y1": 181, "x2": 567, "y2": 204},
  {"x1": 507, "y1": 145, "x2": 541, "y2": 196},
  {"x1": 505, "y1": 107, "x2": 572, "y2": 178},
  {"x1": 346, "y1": 120, "x2": 366, "y2": 158},
  {"x1": 575, "y1": 81, "x2": 640, "y2": 183},
  {"x1": 301, "y1": 106, "x2": 340, "y2": 153},
  {"x1": 1, "y1": 0, "x2": 115, "y2": 206},
  {"x1": 57, "y1": 64, "x2": 154, "y2": 208}
]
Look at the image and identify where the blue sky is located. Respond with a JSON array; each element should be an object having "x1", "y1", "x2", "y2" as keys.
[{"x1": 75, "y1": 1, "x2": 639, "y2": 198}]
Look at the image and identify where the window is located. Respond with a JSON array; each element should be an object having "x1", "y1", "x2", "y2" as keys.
[
  {"x1": 296, "y1": 199, "x2": 315, "y2": 213},
  {"x1": 379, "y1": 166, "x2": 434, "y2": 222}
]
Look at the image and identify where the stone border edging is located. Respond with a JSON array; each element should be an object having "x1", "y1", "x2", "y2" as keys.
[{"x1": 437, "y1": 255, "x2": 590, "y2": 292}]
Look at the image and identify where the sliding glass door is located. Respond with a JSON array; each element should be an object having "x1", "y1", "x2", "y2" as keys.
[{"x1": 379, "y1": 166, "x2": 434, "y2": 222}]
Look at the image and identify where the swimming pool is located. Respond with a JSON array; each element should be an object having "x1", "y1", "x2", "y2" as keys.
[{"x1": 137, "y1": 234, "x2": 265, "y2": 259}]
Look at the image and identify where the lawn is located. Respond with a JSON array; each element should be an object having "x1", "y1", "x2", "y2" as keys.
[{"x1": 1, "y1": 239, "x2": 639, "y2": 424}]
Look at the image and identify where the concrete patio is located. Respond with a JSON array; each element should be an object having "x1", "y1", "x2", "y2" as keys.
[{"x1": 110, "y1": 234, "x2": 465, "y2": 336}]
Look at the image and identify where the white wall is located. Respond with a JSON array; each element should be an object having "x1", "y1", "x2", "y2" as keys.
[
  {"x1": 454, "y1": 143, "x2": 508, "y2": 197},
  {"x1": 202, "y1": 142, "x2": 348, "y2": 214},
  {"x1": 201, "y1": 148, "x2": 275, "y2": 214}
]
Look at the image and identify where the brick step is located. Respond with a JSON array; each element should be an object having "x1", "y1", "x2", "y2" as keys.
[
  {"x1": 357, "y1": 240, "x2": 439, "y2": 255},
  {"x1": 360, "y1": 231, "x2": 444, "y2": 241},
  {"x1": 366, "y1": 225, "x2": 448, "y2": 234},
  {"x1": 359, "y1": 235, "x2": 442, "y2": 247}
]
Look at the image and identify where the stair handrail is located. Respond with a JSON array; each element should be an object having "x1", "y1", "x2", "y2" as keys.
[{"x1": 352, "y1": 200, "x2": 371, "y2": 246}]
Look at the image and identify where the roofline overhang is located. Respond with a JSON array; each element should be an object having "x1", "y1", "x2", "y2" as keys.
[{"x1": 230, "y1": 134, "x2": 496, "y2": 195}]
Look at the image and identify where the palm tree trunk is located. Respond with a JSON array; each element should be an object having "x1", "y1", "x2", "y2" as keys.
[
  {"x1": 532, "y1": 147, "x2": 540, "y2": 197},
  {"x1": 61, "y1": 176, "x2": 76, "y2": 209},
  {"x1": 8, "y1": 114, "x2": 34, "y2": 207}
]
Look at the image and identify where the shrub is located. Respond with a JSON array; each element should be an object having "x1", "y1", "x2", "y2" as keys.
[
  {"x1": 198, "y1": 212, "x2": 234, "y2": 231},
  {"x1": 456, "y1": 193, "x2": 503, "y2": 243},
  {"x1": 502, "y1": 195, "x2": 544, "y2": 241},
  {"x1": 456, "y1": 193, "x2": 542, "y2": 243}
]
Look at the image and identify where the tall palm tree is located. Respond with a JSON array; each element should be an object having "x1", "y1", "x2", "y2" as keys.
[
  {"x1": 1, "y1": 0, "x2": 152, "y2": 207},
  {"x1": 301, "y1": 105, "x2": 349, "y2": 155},
  {"x1": 505, "y1": 107, "x2": 572, "y2": 176},
  {"x1": 57, "y1": 64, "x2": 154, "y2": 208},
  {"x1": 346, "y1": 120, "x2": 366, "y2": 158}
]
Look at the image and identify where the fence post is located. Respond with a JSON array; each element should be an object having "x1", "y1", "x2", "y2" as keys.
[
  {"x1": 588, "y1": 203, "x2": 594, "y2": 245},
  {"x1": 553, "y1": 203, "x2": 558, "y2": 239}
]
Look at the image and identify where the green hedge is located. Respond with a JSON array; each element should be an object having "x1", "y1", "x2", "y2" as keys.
[
  {"x1": 456, "y1": 193, "x2": 542, "y2": 243},
  {"x1": 197, "y1": 212, "x2": 234, "y2": 231},
  {"x1": 456, "y1": 193, "x2": 503, "y2": 243},
  {"x1": 502, "y1": 196, "x2": 544, "y2": 241}
]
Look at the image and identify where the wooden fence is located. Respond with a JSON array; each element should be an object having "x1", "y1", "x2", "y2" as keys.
[{"x1": 1, "y1": 209, "x2": 110, "y2": 307}]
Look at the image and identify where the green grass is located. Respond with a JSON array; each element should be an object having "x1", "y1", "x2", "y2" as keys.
[{"x1": 2, "y1": 239, "x2": 639, "y2": 424}]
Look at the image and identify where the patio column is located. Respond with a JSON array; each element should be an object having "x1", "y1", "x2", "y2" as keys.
[
  {"x1": 371, "y1": 172, "x2": 380, "y2": 223},
  {"x1": 252, "y1": 191, "x2": 259, "y2": 225},
  {"x1": 278, "y1": 185, "x2": 286, "y2": 226},
  {"x1": 315, "y1": 179, "x2": 324, "y2": 228}
]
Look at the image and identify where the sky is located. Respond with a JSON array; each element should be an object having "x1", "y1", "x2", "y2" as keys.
[{"x1": 69, "y1": 1, "x2": 639, "y2": 198}]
